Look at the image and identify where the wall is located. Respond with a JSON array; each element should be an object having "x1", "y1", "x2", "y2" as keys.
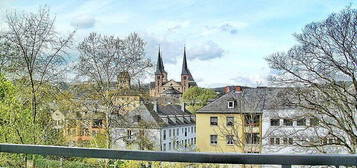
[
  {"x1": 196, "y1": 113, "x2": 245, "y2": 153},
  {"x1": 160, "y1": 124, "x2": 196, "y2": 152}
]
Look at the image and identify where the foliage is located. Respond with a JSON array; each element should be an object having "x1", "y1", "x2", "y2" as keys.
[
  {"x1": 266, "y1": 7, "x2": 357, "y2": 153},
  {"x1": 35, "y1": 156, "x2": 98, "y2": 168},
  {"x1": 182, "y1": 86, "x2": 217, "y2": 113},
  {"x1": 3, "y1": 6, "x2": 74, "y2": 146}
]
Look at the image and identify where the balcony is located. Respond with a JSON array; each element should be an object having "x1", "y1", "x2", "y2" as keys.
[{"x1": 1, "y1": 143, "x2": 356, "y2": 167}]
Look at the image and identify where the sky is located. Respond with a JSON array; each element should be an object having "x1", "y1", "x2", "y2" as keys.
[{"x1": 0, "y1": 0, "x2": 355, "y2": 88}]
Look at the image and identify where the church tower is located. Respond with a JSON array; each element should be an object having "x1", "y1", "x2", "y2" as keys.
[
  {"x1": 117, "y1": 71, "x2": 131, "y2": 89},
  {"x1": 181, "y1": 47, "x2": 196, "y2": 93},
  {"x1": 154, "y1": 47, "x2": 167, "y2": 96}
]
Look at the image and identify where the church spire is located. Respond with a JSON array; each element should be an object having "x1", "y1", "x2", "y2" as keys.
[
  {"x1": 155, "y1": 46, "x2": 166, "y2": 75},
  {"x1": 181, "y1": 46, "x2": 191, "y2": 75}
]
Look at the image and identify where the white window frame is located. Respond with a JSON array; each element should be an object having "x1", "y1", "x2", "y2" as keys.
[{"x1": 227, "y1": 101, "x2": 235, "y2": 108}]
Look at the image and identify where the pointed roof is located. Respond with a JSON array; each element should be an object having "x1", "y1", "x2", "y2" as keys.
[
  {"x1": 155, "y1": 47, "x2": 166, "y2": 75},
  {"x1": 181, "y1": 46, "x2": 191, "y2": 76}
]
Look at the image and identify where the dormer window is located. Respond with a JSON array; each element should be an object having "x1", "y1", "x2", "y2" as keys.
[
  {"x1": 228, "y1": 101, "x2": 235, "y2": 108},
  {"x1": 133, "y1": 115, "x2": 141, "y2": 123}
]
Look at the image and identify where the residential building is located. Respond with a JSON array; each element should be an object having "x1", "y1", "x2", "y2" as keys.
[
  {"x1": 111, "y1": 102, "x2": 196, "y2": 151},
  {"x1": 196, "y1": 87, "x2": 263, "y2": 153}
]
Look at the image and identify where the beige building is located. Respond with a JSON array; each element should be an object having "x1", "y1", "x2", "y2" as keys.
[{"x1": 196, "y1": 87, "x2": 263, "y2": 153}]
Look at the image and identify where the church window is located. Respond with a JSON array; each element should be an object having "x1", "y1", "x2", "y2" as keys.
[{"x1": 183, "y1": 76, "x2": 187, "y2": 80}]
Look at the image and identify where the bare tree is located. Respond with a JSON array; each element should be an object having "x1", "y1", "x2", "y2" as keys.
[
  {"x1": 3, "y1": 7, "x2": 74, "y2": 144},
  {"x1": 0, "y1": 37, "x2": 16, "y2": 73},
  {"x1": 74, "y1": 32, "x2": 152, "y2": 150},
  {"x1": 266, "y1": 7, "x2": 357, "y2": 153}
]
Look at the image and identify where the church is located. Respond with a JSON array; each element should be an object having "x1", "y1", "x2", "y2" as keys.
[{"x1": 150, "y1": 48, "x2": 197, "y2": 98}]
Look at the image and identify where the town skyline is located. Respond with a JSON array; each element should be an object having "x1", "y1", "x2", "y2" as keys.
[{"x1": 0, "y1": 0, "x2": 355, "y2": 88}]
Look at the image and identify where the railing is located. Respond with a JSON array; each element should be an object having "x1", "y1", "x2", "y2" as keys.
[{"x1": 1, "y1": 143, "x2": 356, "y2": 167}]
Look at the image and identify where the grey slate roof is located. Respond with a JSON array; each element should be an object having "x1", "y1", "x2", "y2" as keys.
[
  {"x1": 112, "y1": 103, "x2": 195, "y2": 128},
  {"x1": 181, "y1": 47, "x2": 191, "y2": 76},
  {"x1": 155, "y1": 48, "x2": 166, "y2": 75},
  {"x1": 161, "y1": 87, "x2": 181, "y2": 95},
  {"x1": 197, "y1": 87, "x2": 295, "y2": 114},
  {"x1": 156, "y1": 104, "x2": 191, "y2": 115}
]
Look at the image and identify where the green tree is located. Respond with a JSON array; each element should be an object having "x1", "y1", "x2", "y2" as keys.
[
  {"x1": 0, "y1": 74, "x2": 33, "y2": 167},
  {"x1": 182, "y1": 86, "x2": 217, "y2": 113}
]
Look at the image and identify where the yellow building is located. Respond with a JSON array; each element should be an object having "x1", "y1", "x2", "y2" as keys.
[{"x1": 196, "y1": 87, "x2": 263, "y2": 153}]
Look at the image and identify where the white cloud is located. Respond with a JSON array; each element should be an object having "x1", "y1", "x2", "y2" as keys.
[
  {"x1": 230, "y1": 67, "x2": 270, "y2": 87},
  {"x1": 144, "y1": 33, "x2": 224, "y2": 64},
  {"x1": 189, "y1": 41, "x2": 224, "y2": 61},
  {"x1": 202, "y1": 21, "x2": 248, "y2": 36},
  {"x1": 70, "y1": 15, "x2": 95, "y2": 29}
]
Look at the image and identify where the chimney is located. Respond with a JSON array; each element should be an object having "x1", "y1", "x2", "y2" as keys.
[
  {"x1": 235, "y1": 86, "x2": 242, "y2": 93},
  {"x1": 181, "y1": 102, "x2": 186, "y2": 112},
  {"x1": 153, "y1": 101, "x2": 158, "y2": 112},
  {"x1": 224, "y1": 86, "x2": 230, "y2": 93}
]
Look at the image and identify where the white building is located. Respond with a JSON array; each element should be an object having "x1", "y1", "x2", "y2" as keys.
[
  {"x1": 262, "y1": 103, "x2": 349, "y2": 154},
  {"x1": 110, "y1": 102, "x2": 196, "y2": 151}
]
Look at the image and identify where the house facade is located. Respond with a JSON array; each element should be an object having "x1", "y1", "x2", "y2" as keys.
[
  {"x1": 111, "y1": 102, "x2": 196, "y2": 151},
  {"x1": 196, "y1": 87, "x2": 263, "y2": 153}
]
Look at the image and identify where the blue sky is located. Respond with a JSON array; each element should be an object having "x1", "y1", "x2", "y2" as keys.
[{"x1": 0, "y1": 0, "x2": 355, "y2": 87}]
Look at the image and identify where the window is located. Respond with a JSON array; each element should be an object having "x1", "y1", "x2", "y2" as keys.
[
  {"x1": 270, "y1": 137, "x2": 280, "y2": 145},
  {"x1": 245, "y1": 133, "x2": 260, "y2": 144},
  {"x1": 92, "y1": 119, "x2": 103, "y2": 128},
  {"x1": 127, "y1": 130, "x2": 132, "y2": 140},
  {"x1": 226, "y1": 135, "x2": 234, "y2": 144},
  {"x1": 283, "y1": 119, "x2": 293, "y2": 126},
  {"x1": 297, "y1": 118, "x2": 306, "y2": 126},
  {"x1": 133, "y1": 115, "x2": 141, "y2": 123},
  {"x1": 139, "y1": 130, "x2": 144, "y2": 137},
  {"x1": 270, "y1": 119, "x2": 280, "y2": 126},
  {"x1": 245, "y1": 114, "x2": 260, "y2": 126},
  {"x1": 228, "y1": 101, "x2": 235, "y2": 108},
  {"x1": 176, "y1": 141, "x2": 179, "y2": 148},
  {"x1": 169, "y1": 142, "x2": 171, "y2": 150},
  {"x1": 270, "y1": 138, "x2": 275, "y2": 145},
  {"x1": 210, "y1": 117, "x2": 218, "y2": 125},
  {"x1": 177, "y1": 128, "x2": 179, "y2": 136},
  {"x1": 169, "y1": 129, "x2": 171, "y2": 137},
  {"x1": 82, "y1": 128, "x2": 90, "y2": 136},
  {"x1": 210, "y1": 135, "x2": 218, "y2": 144},
  {"x1": 163, "y1": 143, "x2": 166, "y2": 151},
  {"x1": 226, "y1": 117, "x2": 234, "y2": 126},
  {"x1": 194, "y1": 137, "x2": 196, "y2": 144},
  {"x1": 173, "y1": 129, "x2": 175, "y2": 136},
  {"x1": 185, "y1": 128, "x2": 187, "y2": 136},
  {"x1": 310, "y1": 117, "x2": 319, "y2": 126},
  {"x1": 163, "y1": 130, "x2": 166, "y2": 140},
  {"x1": 289, "y1": 138, "x2": 293, "y2": 145},
  {"x1": 185, "y1": 139, "x2": 187, "y2": 148},
  {"x1": 283, "y1": 138, "x2": 293, "y2": 145}
]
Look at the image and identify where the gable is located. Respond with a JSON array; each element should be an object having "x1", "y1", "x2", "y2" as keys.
[{"x1": 162, "y1": 80, "x2": 181, "y2": 87}]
